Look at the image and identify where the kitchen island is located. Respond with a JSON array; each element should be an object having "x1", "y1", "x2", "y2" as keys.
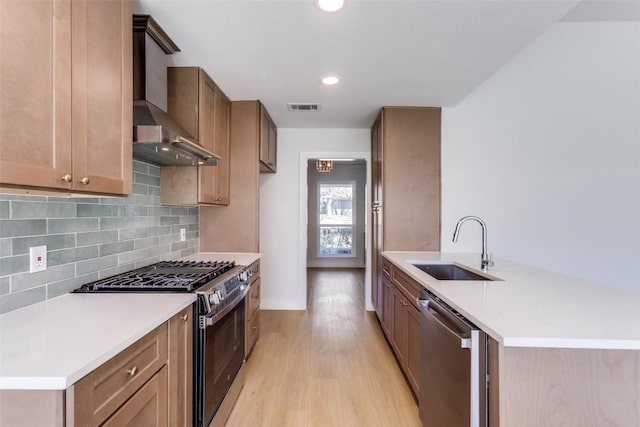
[{"x1": 383, "y1": 251, "x2": 640, "y2": 426}]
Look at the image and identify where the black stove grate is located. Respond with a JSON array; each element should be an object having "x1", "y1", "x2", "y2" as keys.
[{"x1": 74, "y1": 260, "x2": 235, "y2": 293}]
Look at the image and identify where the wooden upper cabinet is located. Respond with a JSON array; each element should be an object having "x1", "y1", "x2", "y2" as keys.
[
  {"x1": 213, "y1": 86, "x2": 231, "y2": 204},
  {"x1": 0, "y1": 0, "x2": 72, "y2": 190},
  {"x1": 163, "y1": 67, "x2": 230, "y2": 205},
  {"x1": 0, "y1": 0, "x2": 132, "y2": 195},
  {"x1": 200, "y1": 101, "x2": 261, "y2": 253},
  {"x1": 381, "y1": 107, "x2": 441, "y2": 251},
  {"x1": 259, "y1": 104, "x2": 277, "y2": 173},
  {"x1": 71, "y1": 0, "x2": 132, "y2": 195}
]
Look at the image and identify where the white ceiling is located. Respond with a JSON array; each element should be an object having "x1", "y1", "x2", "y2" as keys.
[{"x1": 132, "y1": 0, "x2": 629, "y2": 129}]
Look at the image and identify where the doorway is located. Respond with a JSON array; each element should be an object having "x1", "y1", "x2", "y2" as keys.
[
  {"x1": 307, "y1": 160, "x2": 366, "y2": 268},
  {"x1": 298, "y1": 152, "x2": 373, "y2": 312}
]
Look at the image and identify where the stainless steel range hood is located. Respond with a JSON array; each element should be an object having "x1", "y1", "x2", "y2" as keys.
[{"x1": 132, "y1": 15, "x2": 219, "y2": 166}]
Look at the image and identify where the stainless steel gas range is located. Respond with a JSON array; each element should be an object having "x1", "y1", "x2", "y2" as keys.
[{"x1": 74, "y1": 260, "x2": 253, "y2": 427}]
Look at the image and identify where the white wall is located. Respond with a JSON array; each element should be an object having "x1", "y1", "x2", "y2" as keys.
[
  {"x1": 260, "y1": 129, "x2": 370, "y2": 309},
  {"x1": 441, "y1": 22, "x2": 640, "y2": 292}
]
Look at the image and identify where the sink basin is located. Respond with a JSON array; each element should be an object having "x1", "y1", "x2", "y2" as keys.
[{"x1": 411, "y1": 263, "x2": 495, "y2": 281}]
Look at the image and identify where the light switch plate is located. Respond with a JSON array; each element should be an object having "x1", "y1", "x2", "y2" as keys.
[
  {"x1": 180, "y1": 228, "x2": 186, "y2": 242},
  {"x1": 29, "y1": 245, "x2": 47, "y2": 273}
]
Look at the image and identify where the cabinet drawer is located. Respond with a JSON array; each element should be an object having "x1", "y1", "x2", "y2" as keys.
[
  {"x1": 248, "y1": 278, "x2": 260, "y2": 318},
  {"x1": 382, "y1": 258, "x2": 392, "y2": 278},
  {"x1": 249, "y1": 260, "x2": 260, "y2": 283},
  {"x1": 102, "y1": 365, "x2": 168, "y2": 427},
  {"x1": 72, "y1": 323, "x2": 168, "y2": 426},
  {"x1": 246, "y1": 310, "x2": 260, "y2": 356},
  {"x1": 392, "y1": 267, "x2": 422, "y2": 308}
]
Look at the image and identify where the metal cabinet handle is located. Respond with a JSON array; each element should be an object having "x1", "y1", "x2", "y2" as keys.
[
  {"x1": 127, "y1": 366, "x2": 138, "y2": 377},
  {"x1": 80, "y1": 177, "x2": 90, "y2": 185},
  {"x1": 62, "y1": 174, "x2": 72, "y2": 182},
  {"x1": 252, "y1": 326, "x2": 258, "y2": 331},
  {"x1": 180, "y1": 313, "x2": 188, "y2": 321}
]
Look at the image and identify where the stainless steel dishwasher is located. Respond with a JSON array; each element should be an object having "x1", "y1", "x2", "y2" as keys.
[{"x1": 418, "y1": 289, "x2": 487, "y2": 427}]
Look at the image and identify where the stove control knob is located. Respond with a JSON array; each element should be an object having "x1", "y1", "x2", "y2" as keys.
[
  {"x1": 209, "y1": 293, "x2": 220, "y2": 305},
  {"x1": 217, "y1": 289, "x2": 225, "y2": 301}
]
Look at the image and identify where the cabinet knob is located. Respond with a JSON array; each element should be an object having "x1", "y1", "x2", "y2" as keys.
[
  {"x1": 180, "y1": 313, "x2": 188, "y2": 321},
  {"x1": 127, "y1": 366, "x2": 138, "y2": 377},
  {"x1": 80, "y1": 177, "x2": 90, "y2": 185},
  {"x1": 62, "y1": 174, "x2": 72, "y2": 183}
]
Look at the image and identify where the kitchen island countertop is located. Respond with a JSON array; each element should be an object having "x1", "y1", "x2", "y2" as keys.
[
  {"x1": 383, "y1": 251, "x2": 640, "y2": 350},
  {"x1": 0, "y1": 293, "x2": 195, "y2": 390}
]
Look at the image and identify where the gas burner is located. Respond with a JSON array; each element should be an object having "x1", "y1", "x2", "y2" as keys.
[{"x1": 74, "y1": 260, "x2": 237, "y2": 293}]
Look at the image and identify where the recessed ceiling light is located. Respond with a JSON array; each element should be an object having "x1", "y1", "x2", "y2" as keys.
[
  {"x1": 316, "y1": 0, "x2": 345, "y2": 13},
  {"x1": 321, "y1": 75, "x2": 340, "y2": 85}
]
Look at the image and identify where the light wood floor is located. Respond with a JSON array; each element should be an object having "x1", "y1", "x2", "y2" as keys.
[{"x1": 225, "y1": 268, "x2": 421, "y2": 427}]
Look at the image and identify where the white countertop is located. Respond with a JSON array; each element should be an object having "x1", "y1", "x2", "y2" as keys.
[
  {"x1": 182, "y1": 252, "x2": 261, "y2": 266},
  {"x1": 0, "y1": 293, "x2": 195, "y2": 390},
  {"x1": 383, "y1": 252, "x2": 640, "y2": 350}
]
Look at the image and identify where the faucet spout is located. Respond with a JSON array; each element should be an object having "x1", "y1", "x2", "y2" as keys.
[{"x1": 452, "y1": 216, "x2": 493, "y2": 271}]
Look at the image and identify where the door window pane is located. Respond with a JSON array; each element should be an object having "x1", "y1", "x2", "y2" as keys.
[
  {"x1": 319, "y1": 183, "x2": 354, "y2": 257},
  {"x1": 320, "y1": 226, "x2": 353, "y2": 255}
]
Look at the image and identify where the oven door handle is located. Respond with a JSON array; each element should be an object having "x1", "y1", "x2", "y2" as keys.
[{"x1": 200, "y1": 284, "x2": 249, "y2": 328}]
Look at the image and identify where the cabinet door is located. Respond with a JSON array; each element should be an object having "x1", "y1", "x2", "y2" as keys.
[
  {"x1": 259, "y1": 104, "x2": 276, "y2": 173},
  {"x1": 213, "y1": 87, "x2": 230, "y2": 205},
  {"x1": 169, "y1": 306, "x2": 193, "y2": 427},
  {"x1": 267, "y1": 119, "x2": 277, "y2": 171},
  {"x1": 0, "y1": 0, "x2": 73, "y2": 190},
  {"x1": 102, "y1": 366, "x2": 168, "y2": 427},
  {"x1": 71, "y1": 0, "x2": 132, "y2": 195},
  {"x1": 391, "y1": 285, "x2": 407, "y2": 365},
  {"x1": 381, "y1": 275, "x2": 394, "y2": 337},
  {"x1": 197, "y1": 72, "x2": 217, "y2": 204},
  {"x1": 405, "y1": 302, "x2": 421, "y2": 395}
]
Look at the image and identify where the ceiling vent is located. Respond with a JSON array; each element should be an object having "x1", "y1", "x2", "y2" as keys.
[{"x1": 287, "y1": 103, "x2": 321, "y2": 112}]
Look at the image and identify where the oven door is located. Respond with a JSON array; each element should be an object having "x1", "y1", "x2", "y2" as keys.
[{"x1": 197, "y1": 296, "x2": 246, "y2": 427}]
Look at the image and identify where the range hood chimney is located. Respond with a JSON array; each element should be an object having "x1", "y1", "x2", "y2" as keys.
[{"x1": 132, "y1": 15, "x2": 219, "y2": 166}]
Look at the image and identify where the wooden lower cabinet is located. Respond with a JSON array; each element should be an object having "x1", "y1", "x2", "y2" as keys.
[
  {"x1": 405, "y1": 303, "x2": 421, "y2": 394},
  {"x1": 245, "y1": 260, "x2": 261, "y2": 357},
  {"x1": 168, "y1": 305, "x2": 193, "y2": 426},
  {"x1": 380, "y1": 275, "x2": 393, "y2": 337},
  {"x1": 72, "y1": 324, "x2": 169, "y2": 425},
  {"x1": 391, "y1": 286, "x2": 407, "y2": 365},
  {"x1": 102, "y1": 366, "x2": 168, "y2": 427},
  {"x1": 1, "y1": 306, "x2": 193, "y2": 426},
  {"x1": 379, "y1": 266, "x2": 421, "y2": 397}
]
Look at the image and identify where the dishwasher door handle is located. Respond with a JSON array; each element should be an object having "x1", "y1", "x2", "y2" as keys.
[{"x1": 421, "y1": 298, "x2": 471, "y2": 349}]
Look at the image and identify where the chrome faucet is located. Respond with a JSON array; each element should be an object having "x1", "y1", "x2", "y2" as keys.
[{"x1": 452, "y1": 216, "x2": 494, "y2": 271}]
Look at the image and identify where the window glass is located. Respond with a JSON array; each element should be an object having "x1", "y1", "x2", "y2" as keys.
[{"x1": 318, "y1": 183, "x2": 354, "y2": 256}]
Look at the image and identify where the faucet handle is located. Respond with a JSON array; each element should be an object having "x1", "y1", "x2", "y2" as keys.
[{"x1": 488, "y1": 252, "x2": 494, "y2": 268}]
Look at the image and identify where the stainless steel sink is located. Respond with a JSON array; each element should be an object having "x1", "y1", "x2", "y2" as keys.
[{"x1": 411, "y1": 263, "x2": 495, "y2": 281}]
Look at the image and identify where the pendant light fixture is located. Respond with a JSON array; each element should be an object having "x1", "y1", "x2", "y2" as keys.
[{"x1": 316, "y1": 159, "x2": 334, "y2": 172}]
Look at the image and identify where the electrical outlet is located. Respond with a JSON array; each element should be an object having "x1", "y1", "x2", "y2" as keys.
[
  {"x1": 180, "y1": 228, "x2": 186, "y2": 242},
  {"x1": 29, "y1": 245, "x2": 47, "y2": 273}
]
